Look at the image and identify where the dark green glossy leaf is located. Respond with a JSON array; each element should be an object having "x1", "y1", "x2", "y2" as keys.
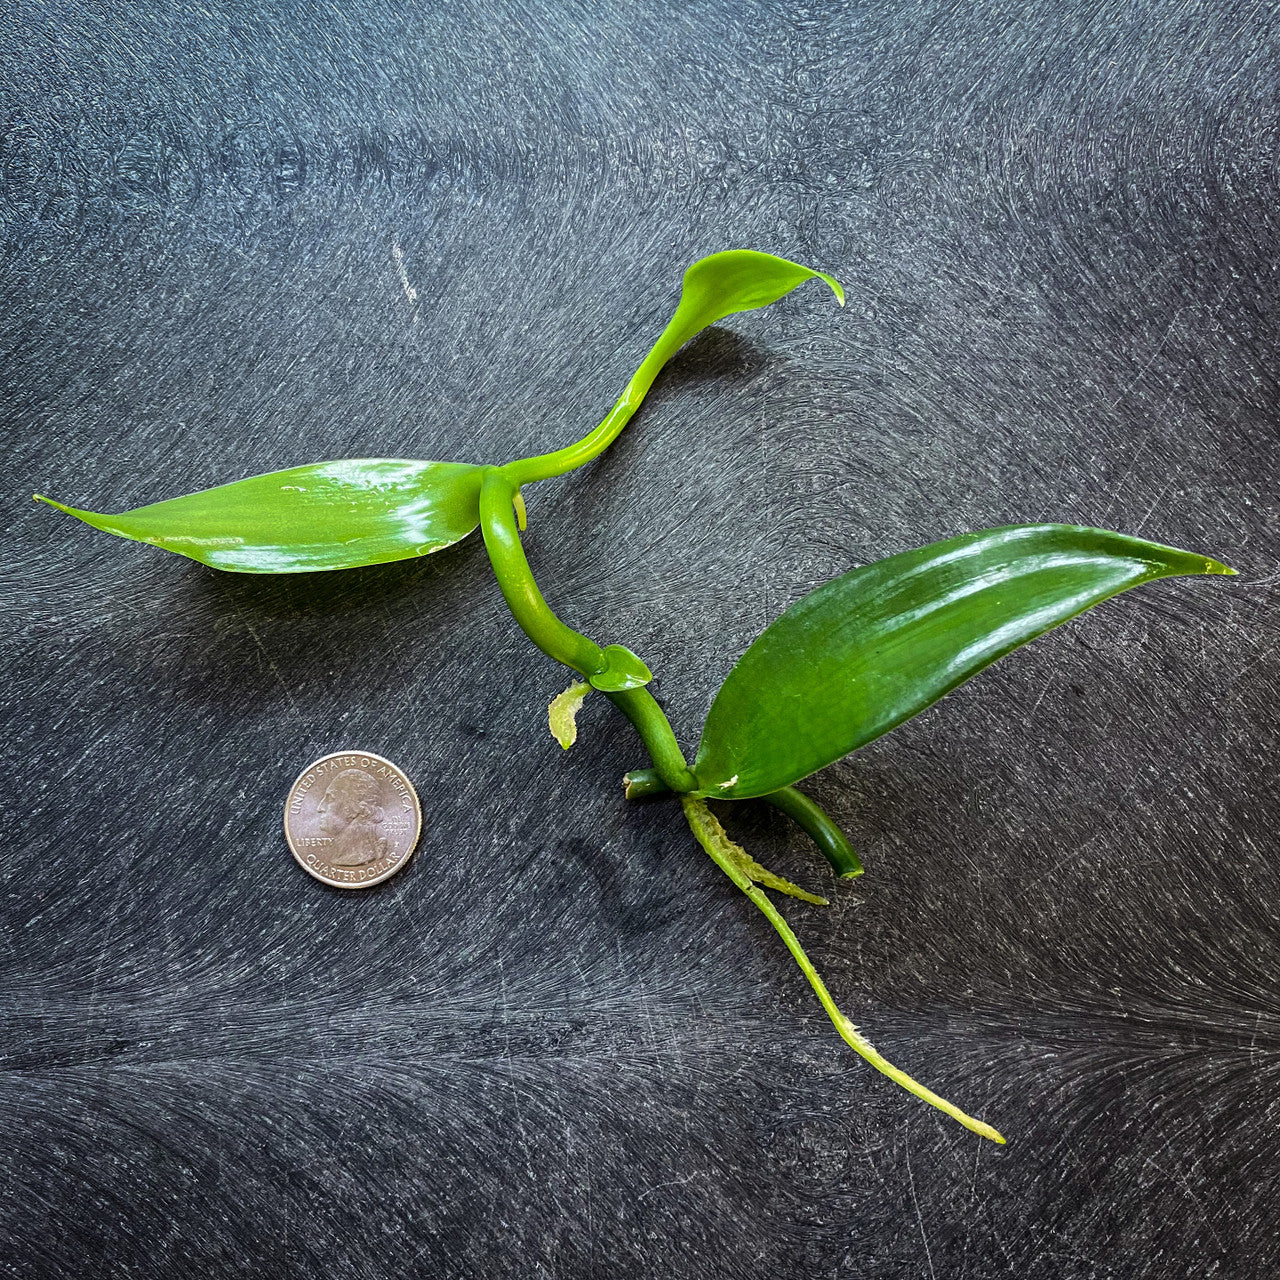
[
  {"x1": 693, "y1": 524, "x2": 1234, "y2": 799},
  {"x1": 36, "y1": 459, "x2": 485, "y2": 573}
]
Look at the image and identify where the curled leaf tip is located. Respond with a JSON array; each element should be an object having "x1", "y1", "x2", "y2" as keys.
[
  {"x1": 505, "y1": 249, "x2": 851, "y2": 487},
  {"x1": 548, "y1": 680, "x2": 590, "y2": 749}
]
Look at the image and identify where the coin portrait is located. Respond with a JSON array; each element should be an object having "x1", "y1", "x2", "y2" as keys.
[{"x1": 284, "y1": 751, "x2": 421, "y2": 888}]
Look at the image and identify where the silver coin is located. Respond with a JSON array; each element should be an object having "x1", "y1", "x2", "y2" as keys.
[{"x1": 284, "y1": 751, "x2": 421, "y2": 889}]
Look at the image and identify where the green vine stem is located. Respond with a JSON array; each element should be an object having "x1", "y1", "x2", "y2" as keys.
[
  {"x1": 681, "y1": 796, "x2": 1005, "y2": 1144},
  {"x1": 478, "y1": 468, "x2": 607, "y2": 677},
  {"x1": 479, "y1": 466, "x2": 697, "y2": 794},
  {"x1": 502, "y1": 323, "x2": 707, "y2": 487},
  {"x1": 741, "y1": 784, "x2": 863, "y2": 879},
  {"x1": 601, "y1": 687, "x2": 698, "y2": 795},
  {"x1": 623, "y1": 769, "x2": 863, "y2": 879},
  {"x1": 504, "y1": 389, "x2": 639, "y2": 487}
]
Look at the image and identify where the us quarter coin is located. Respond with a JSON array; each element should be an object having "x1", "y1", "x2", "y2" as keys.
[{"x1": 284, "y1": 751, "x2": 422, "y2": 889}]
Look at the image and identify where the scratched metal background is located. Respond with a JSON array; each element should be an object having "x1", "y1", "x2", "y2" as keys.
[{"x1": 2, "y1": 2, "x2": 1277, "y2": 1276}]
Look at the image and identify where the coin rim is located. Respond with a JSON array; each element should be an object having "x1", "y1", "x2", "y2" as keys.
[{"x1": 283, "y1": 750, "x2": 422, "y2": 890}]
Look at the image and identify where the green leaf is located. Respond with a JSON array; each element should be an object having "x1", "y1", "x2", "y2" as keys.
[
  {"x1": 35, "y1": 459, "x2": 486, "y2": 573},
  {"x1": 588, "y1": 643, "x2": 653, "y2": 692},
  {"x1": 507, "y1": 250, "x2": 844, "y2": 485},
  {"x1": 650, "y1": 250, "x2": 845, "y2": 359},
  {"x1": 694, "y1": 524, "x2": 1235, "y2": 799}
]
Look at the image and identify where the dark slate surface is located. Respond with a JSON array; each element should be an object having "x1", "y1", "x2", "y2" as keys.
[{"x1": 2, "y1": 3, "x2": 1277, "y2": 1276}]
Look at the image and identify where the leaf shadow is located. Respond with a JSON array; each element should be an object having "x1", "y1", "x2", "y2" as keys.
[
  {"x1": 660, "y1": 324, "x2": 778, "y2": 390},
  {"x1": 157, "y1": 532, "x2": 496, "y2": 714},
  {"x1": 189, "y1": 528, "x2": 488, "y2": 624}
]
